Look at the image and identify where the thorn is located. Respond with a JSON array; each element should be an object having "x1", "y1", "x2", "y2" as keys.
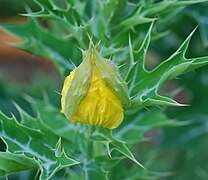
[
  {"x1": 192, "y1": 70, "x2": 196, "y2": 74},
  {"x1": 22, "y1": 93, "x2": 32, "y2": 103},
  {"x1": 118, "y1": 62, "x2": 128, "y2": 69},
  {"x1": 99, "y1": 45, "x2": 104, "y2": 54},
  {"x1": 119, "y1": 72, "x2": 125, "y2": 77},
  {"x1": 175, "y1": 77, "x2": 183, "y2": 80},
  {"x1": 87, "y1": 33, "x2": 94, "y2": 48},
  {"x1": 12, "y1": 101, "x2": 23, "y2": 113},
  {"x1": 96, "y1": 40, "x2": 102, "y2": 48},
  {"x1": 76, "y1": 45, "x2": 85, "y2": 53},
  {"x1": 73, "y1": 18, "x2": 78, "y2": 26},
  {"x1": 168, "y1": 87, "x2": 184, "y2": 98},
  {"x1": 55, "y1": 91, "x2": 62, "y2": 96},
  {"x1": 23, "y1": 4, "x2": 33, "y2": 14},
  {"x1": 131, "y1": 26, "x2": 137, "y2": 33},
  {"x1": 156, "y1": 105, "x2": 163, "y2": 110},
  {"x1": 68, "y1": 58, "x2": 77, "y2": 68},
  {"x1": 148, "y1": 18, "x2": 155, "y2": 34},
  {"x1": 129, "y1": 33, "x2": 134, "y2": 60},
  {"x1": 143, "y1": 105, "x2": 151, "y2": 111},
  {"x1": 130, "y1": 93, "x2": 138, "y2": 100},
  {"x1": 64, "y1": 33, "x2": 73, "y2": 39},
  {"x1": 126, "y1": 78, "x2": 132, "y2": 85}
]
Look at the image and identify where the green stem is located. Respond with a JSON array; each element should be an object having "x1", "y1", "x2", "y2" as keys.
[
  {"x1": 87, "y1": 126, "x2": 95, "y2": 160},
  {"x1": 94, "y1": 142, "x2": 103, "y2": 157}
]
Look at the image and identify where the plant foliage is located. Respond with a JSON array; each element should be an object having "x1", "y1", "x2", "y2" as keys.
[{"x1": 0, "y1": 0, "x2": 208, "y2": 179}]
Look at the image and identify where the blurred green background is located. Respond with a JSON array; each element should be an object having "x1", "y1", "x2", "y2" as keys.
[{"x1": 0, "y1": 0, "x2": 208, "y2": 179}]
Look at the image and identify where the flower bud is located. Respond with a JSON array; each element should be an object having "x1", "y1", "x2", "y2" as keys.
[{"x1": 61, "y1": 43, "x2": 131, "y2": 129}]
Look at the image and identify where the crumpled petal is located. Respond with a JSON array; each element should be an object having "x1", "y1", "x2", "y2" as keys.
[{"x1": 61, "y1": 65, "x2": 124, "y2": 129}]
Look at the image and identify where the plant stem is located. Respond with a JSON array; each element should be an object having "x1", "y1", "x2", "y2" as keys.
[{"x1": 87, "y1": 126, "x2": 95, "y2": 160}]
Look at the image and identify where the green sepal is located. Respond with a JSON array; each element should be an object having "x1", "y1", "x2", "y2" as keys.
[
  {"x1": 65, "y1": 48, "x2": 93, "y2": 118},
  {"x1": 93, "y1": 47, "x2": 131, "y2": 109}
]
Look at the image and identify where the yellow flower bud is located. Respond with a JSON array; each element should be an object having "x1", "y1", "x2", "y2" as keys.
[{"x1": 61, "y1": 43, "x2": 130, "y2": 129}]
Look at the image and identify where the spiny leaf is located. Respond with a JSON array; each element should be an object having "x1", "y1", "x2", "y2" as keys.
[
  {"x1": 111, "y1": 7, "x2": 153, "y2": 38},
  {"x1": 91, "y1": 127, "x2": 146, "y2": 169},
  {"x1": 90, "y1": 0, "x2": 119, "y2": 38},
  {"x1": 21, "y1": 94, "x2": 79, "y2": 142},
  {"x1": 114, "y1": 108, "x2": 186, "y2": 143},
  {"x1": 126, "y1": 22, "x2": 153, "y2": 95},
  {"x1": 49, "y1": 0, "x2": 70, "y2": 11},
  {"x1": 13, "y1": 94, "x2": 80, "y2": 161},
  {"x1": 0, "y1": 18, "x2": 79, "y2": 76},
  {"x1": 0, "y1": 112, "x2": 80, "y2": 180},
  {"x1": 127, "y1": 26, "x2": 208, "y2": 108},
  {"x1": 142, "y1": 0, "x2": 208, "y2": 17},
  {"x1": 25, "y1": 0, "x2": 88, "y2": 43},
  {"x1": 0, "y1": 152, "x2": 38, "y2": 178}
]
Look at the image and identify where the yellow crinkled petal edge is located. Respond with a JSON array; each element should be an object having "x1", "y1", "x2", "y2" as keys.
[{"x1": 61, "y1": 66, "x2": 124, "y2": 129}]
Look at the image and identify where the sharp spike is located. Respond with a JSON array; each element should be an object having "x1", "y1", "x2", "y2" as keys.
[
  {"x1": 87, "y1": 33, "x2": 95, "y2": 48},
  {"x1": 95, "y1": 40, "x2": 102, "y2": 48},
  {"x1": 126, "y1": 78, "x2": 132, "y2": 85},
  {"x1": 54, "y1": 90, "x2": 62, "y2": 96},
  {"x1": 68, "y1": 58, "x2": 77, "y2": 68},
  {"x1": 23, "y1": 4, "x2": 33, "y2": 14},
  {"x1": 118, "y1": 62, "x2": 128, "y2": 69},
  {"x1": 76, "y1": 45, "x2": 85, "y2": 53}
]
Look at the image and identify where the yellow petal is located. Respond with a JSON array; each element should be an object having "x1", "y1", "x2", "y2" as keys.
[
  {"x1": 61, "y1": 66, "x2": 124, "y2": 129},
  {"x1": 61, "y1": 69, "x2": 76, "y2": 114}
]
